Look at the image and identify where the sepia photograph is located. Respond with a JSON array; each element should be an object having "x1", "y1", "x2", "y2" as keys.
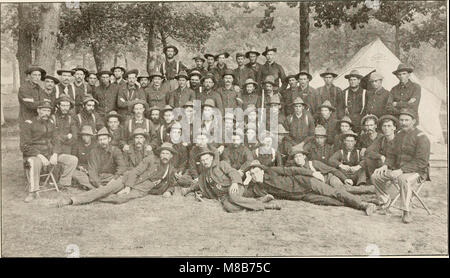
[{"x1": 0, "y1": 0, "x2": 448, "y2": 259}]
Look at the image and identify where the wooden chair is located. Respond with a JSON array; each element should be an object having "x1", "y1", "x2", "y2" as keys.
[
  {"x1": 24, "y1": 160, "x2": 60, "y2": 196},
  {"x1": 389, "y1": 179, "x2": 432, "y2": 215}
]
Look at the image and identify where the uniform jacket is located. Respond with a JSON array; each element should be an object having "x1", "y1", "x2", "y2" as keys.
[
  {"x1": 259, "y1": 62, "x2": 286, "y2": 89},
  {"x1": 218, "y1": 86, "x2": 242, "y2": 112},
  {"x1": 160, "y1": 60, "x2": 187, "y2": 81},
  {"x1": 18, "y1": 81, "x2": 48, "y2": 122},
  {"x1": 296, "y1": 85, "x2": 319, "y2": 115},
  {"x1": 387, "y1": 81, "x2": 421, "y2": 117},
  {"x1": 359, "y1": 132, "x2": 383, "y2": 150},
  {"x1": 20, "y1": 116, "x2": 61, "y2": 157},
  {"x1": 71, "y1": 140, "x2": 97, "y2": 168},
  {"x1": 167, "y1": 86, "x2": 195, "y2": 108},
  {"x1": 199, "y1": 160, "x2": 242, "y2": 199},
  {"x1": 316, "y1": 84, "x2": 342, "y2": 112},
  {"x1": 222, "y1": 144, "x2": 254, "y2": 171},
  {"x1": 146, "y1": 84, "x2": 171, "y2": 108},
  {"x1": 303, "y1": 137, "x2": 335, "y2": 165},
  {"x1": 366, "y1": 87, "x2": 390, "y2": 118},
  {"x1": 87, "y1": 144, "x2": 127, "y2": 187},
  {"x1": 197, "y1": 89, "x2": 224, "y2": 113},
  {"x1": 315, "y1": 115, "x2": 338, "y2": 145},
  {"x1": 73, "y1": 110, "x2": 104, "y2": 139},
  {"x1": 245, "y1": 62, "x2": 263, "y2": 82},
  {"x1": 117, "y1": 84, "x2": 146, "y2": 115},
  {"x1": 123, "y1": 143, "x2": 154, "y2": 169},
  {"x1": 284, "y1": 111, "x2": 315, "y2": 145},
  {"x1": 241, "y1": 91, "x2": 261, "y2": 111},
  {"x1": 211, "y1": 63, "x2": 228, "y2": 88},
  {"x1": 94, "y1": 83, "x2": 119, "y2": 115},
  {"x1": 233, "y1": 66, "x2": 256, "y2": 88},
  {"x1": 52, "y1": 111, "x2": 77, "y2": 154}
]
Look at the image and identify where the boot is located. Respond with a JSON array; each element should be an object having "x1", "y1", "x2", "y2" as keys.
[
  {"x1": 56, "y1": 195, "x2": 73, "y2": 208},
  {"x1": 259, "y1": 194, "x2": 275, "y2": 203},
  {"x1": 24, "y1": 192, "x2": 37, "y2": 203},
  {"x1": 402, "y1": 211, "x2": 413, "y2": 224},
  {"x1": 363, "y1": 202, "x2": 376, "y2": 216}
]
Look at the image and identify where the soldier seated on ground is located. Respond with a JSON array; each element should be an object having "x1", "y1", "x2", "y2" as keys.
[
  {"x1": 71, "y1": 125, "x2": 97, "y2": 190},
  {"x1": 105, "y1": 111, "x2": 127, "y2": 149},
  {"x1": 253, "y1": 131, "x2": 283, "y2": 168},
  {"x1": 122, "y1": 128, "x2": 155, "y2": 170},
  {"x1": 303, "y1": 125, "x2": 334, "y2": 166},
  {"x1": 333, "y1": 115, "x2": 354, "y2": 152}
]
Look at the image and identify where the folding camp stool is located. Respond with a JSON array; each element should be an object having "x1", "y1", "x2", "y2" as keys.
[
  {"x1": 24, "y1": 161, "x2": 60, "y2": 196},
  {"x1": 388, "y1": 179, "x2": 432, "y2": 215}
]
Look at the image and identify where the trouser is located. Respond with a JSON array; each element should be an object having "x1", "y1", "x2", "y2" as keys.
[
  {"x1": 71, "y1": 177, "x2": 125, "y2": 205},
  {"x1": 26, "y1": 154, "x2": 78, "y2": 192},
  {"x1": 371, "y1": 171, "x2": 420, "y2": 212},
  {"x1": 72, "y1": 171, "x2": 114, "y2": 190},
  {"x1": 328, "y1": 174, "x2": 373, "y2": 194},
  {"x1": 218, "y1": 185, "x2": 266, "y2": 213},
  {"x1": 344, "y1": 168, "x2": 367, "y2": 185}
]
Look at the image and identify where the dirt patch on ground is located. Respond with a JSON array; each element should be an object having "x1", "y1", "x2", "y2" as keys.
[{"x1": 1, "y1": 124, "x2": 448, "y2": 257}]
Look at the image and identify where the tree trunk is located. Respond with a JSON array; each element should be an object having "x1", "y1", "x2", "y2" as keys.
[
  {"x1": 123, "y1": 52, "x2": 128, "y2": 69},
  {"x1": 146, "y1": 23, "x2": 157, "y2": 74},
  {"x1": 12, "y1": 58, "x2": 18, "y2": 93},
  {"x1": 113, "y1": 52, "x2": 119, "y2": 67},
  {"x1": 82, "y1": 52, "x2": 87, "y2": 68},
  {"x1": 92, "y1": 43, "x2": 107, "y2": 71},
  {"x1": 35, "y1": 3, "x2": 61, "y2": 75},
  {"x1": 16, "y1": 3, "x2": 33, "y2": 86},
  {"x1": 394, "y1": 23, "x2": 400, "y2": 57},
  {"x1": 299, "y1": 2, "x2": 310, "y2": 72}
]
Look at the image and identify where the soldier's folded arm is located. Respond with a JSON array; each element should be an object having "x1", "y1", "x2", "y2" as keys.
[
  {"x1": 117, "y1": 89, "x2": 129, "y2": 109},
  {"x1": 329, "y1": 150, "x2": 343, "y2": 168},
  {"x1": 18, "y1": 87, "x2": 40, "y2": 110},
  {"x1": 313, "y1": 160, "x2": 347, "y2": 182}
]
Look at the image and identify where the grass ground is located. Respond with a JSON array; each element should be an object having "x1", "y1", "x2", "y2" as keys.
[{"x1": 1, "y1": 120, "x2": 448, "y2": 257}]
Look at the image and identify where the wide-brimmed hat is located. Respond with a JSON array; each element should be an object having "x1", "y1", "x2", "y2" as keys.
[
  {"x1": 97, "y1": 70, "x2": 112, "y2": 78},
  {"x1": 369, "y1": 72, "x2": 384, "y2": 81},
  {"x1": 341, "y1": 130, "x2": 358, "y2": 139},
  {"x1": 203, "y1": 99, "x2": 216, "y2": 108},
  {"x1": 124, "y1": 69, "x2": 139, "y2": 79},
  {"x1": 204, "y1": 53, "x2": 215, "y2": 60},
  {"x1": 132, "y1": 127, "x2": 148, "y2": 138},
  {"x1": 338, "y1": 115, "x2": 353, "y2": 126},
  {"x1": 175, "y1": 70, "x2": 189, "y2": 80},
  {"x1": 290, "y1": 143, "x2": 309, "y2": 157},
  {"x1": 149, "y1": 69, "x2": 164, "y2": 79},
  {"x1": 162, "y1": 104, "x2": 173, "y2": 112},
  {"x1": 158, "y1": 142, "x2": 177, "y2": 154},
  {"x1": 192, "y1": 54, "x2": 205, "y2": 62},
  {"x1": 214, "y1": 51, "x2": 230, "y2": 60},
  {"x1": 268, "y1": 94, "x2": 281, "y2": 105},
  {"x1": 245, "y1": 47, "x2": 260, "y2": 58},
  {"x1": 243, "y1": 160, "x2": 267, "y2": 173},
  {"x1": 79, "y1": 125, "x2": 95, "y2": 136},
  {"x1": 148, "y1": 105, "x2": 161, "y2": 113},
  {"x1": 291, "y1": 97, "x2": 307, "y2": 107},
  {"x1": 196, "y1": 146, "x2": 215, "y2": 159},
  {"x1": 393, "y1": 63, "x2": 413, "y2": 75},
  {"x1": 297, "y1": 70, "x2": 312, "y2": 81},
  {"x1": 314, "y1": 125, "x2": 327, "y2": 136},
  {"x1": 201, "y1": 72, "x2": 216, "y2": 83},
  {"x1": 235, "y1": 52, "x2": 245, "y2": 59},
  {"x1": 361, "y1": 114, "x2": 378, "y2": 126},
  {"x1": 42, "y1": 75, "x2": 60, "y2": 84},
  {"x1": 85, "y1": 71, "x2": 97, "y2": 82},
  {"x1": 82, "y1": 95, "x2": 99, "y2": 105},
  {"x1": 222, "y1": 68, "x2": 235, "y2": 79},
  {"x1": 262, "y1": 75, "x2": 276, "y2": 86},
  {"x1": 320, "y1": 67, "x2": 338, "y2": 78},
  {"x1": 96, "y1": 127, "x2": 111, "y2": 137},
  {"x1": 262, "y1": 46, "x2": 277, "y2": 57},
  {"x1": 244, "y1": 78, "x2": 258, "y2": 87},
  {"x1": 318, "y1": 100, "x2": 335, "y2": 111},
  {"x1": 344, "y1": 70, "x2": 363, "y2": 80},
  {"x1": 55, "y1": 95, "x2": 75, "y2": 107},
  {"x1": 379, "y1": 114, "x2": 399, "y2": 127},
  {"x1": 25, "y1": 65, "x2": 46, "y2": 76},
  {"x1": 137, "y1": 75, "x2": 150, "y2": 82},
  {"x1": 37, "y1": 100, "x2": 52, "y2": 109},
  {"x1": 163, "y1": 45, "x2": 179, "y2": 56},
  {"x1": 57, "y1": 69, "x2": 74, "y2": 75},
  {"x1": 129, "y1": 99, "x2": 149, "y2": 112},
  {"x1": 105, "y1": 111, "x2": 123, "y2": 122},
  {"x1": 188, "y1": 70, "x2": 203, "y2": 79},
  {"x1": 399, "y1": 108, "x2": 417, "y2": 119},
  {"x1": 284, "y1": 74, "x2": 298, "y2": 83},
  {"x1": 71, "y1": 66, "x2": 89, "y2": 76},
  {"x1": 110, "y1": 66, "x2": 126, "y2": 73}
]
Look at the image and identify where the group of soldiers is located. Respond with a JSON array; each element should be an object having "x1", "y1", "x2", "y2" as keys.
[{"x1": 18, "y1": 45, "x2": 430, "y2": 223}]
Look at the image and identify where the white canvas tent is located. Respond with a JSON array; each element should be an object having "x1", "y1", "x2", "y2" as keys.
[{"x1": 311, "y1": 38, "x2": 446, "y2": 143}]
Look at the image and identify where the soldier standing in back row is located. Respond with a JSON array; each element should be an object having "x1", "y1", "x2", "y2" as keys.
[
  {"x1": 338, "y1": 70, "x2": 367, "y2": 133},
  {"x1": 160, "y1": 45, "x2": 187, "y2": 92},
  {"x1": 366, "y1": 72, "x2": 390, "y2": 119},
  {"x1": 316, "y1": 68, "x2": 341, "y2": 116},
  {"x1": 18, "y1": 65, "x2": 48, "y2": 125},
  {"x1": 259, "y1": 47, "x2": 287, "y2": 91}
]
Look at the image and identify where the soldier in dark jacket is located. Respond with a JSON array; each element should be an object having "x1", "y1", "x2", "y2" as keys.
[
  {"x1": 297, "y1": 71, "x2": 318, "y2": 115},
  {"x1": 18, "y1": 65, "x2": 48, "y2": 124},
  {"x1": 366, "y1": 72, "x2": 390, "y2": 119},
  {"x1": 117, "y1": 69, "x2": 146, "y2": 116},
  {"x1": 281, "y1": 74, "x2": 300, "y2": 116},
  {"x1": 41, "y1": 75, "x2": 59, "y2": 110},
  {"x1": 243, "y1": 160, "x2": 376, "y2": 215},
  {"x1": 259, "y1": 47, "x2": 287, "y2": 90},
  {"x1": 233, "y1": 52, "x2": 256, "y2": 88},
  {"x1": 303, "y1": 125, "x2": 335, "y2": 165},
  {"x1": 71, "y1": 125, "x2": 97, "y2": 187},
  {"x1": 211, "y1": 51, "x2": 230, "y2": 88},
  {"x1": 244, "y1": 48, "x2": 263, "y2": 83},
  {"x1": 105, "y1": 111, "x2": 127, "y2": 150},
  {"x1": 190, "y1": 54, "x2": 208, "y2": 77},
  {"x1": 359, "y1": 114, "x2": 383, "y2": 156},
  {"x1": 123, "y1": 128, "x2": 155, "y2": 170},
  {"x1": 371, "y1": 109, "x2": 430, "y2": 223},
  {"x1": 316, "y1": 68, "x2": 342, "y2": 113},
  {"x1": 159, "y1": 45, "x2": 187, "y2": 92},
  {"x1": 73, "y1": 95, "x2": 104, "y2": 139},
  {"x1": 222, "y1": 133, "x2": 254, "y2": 176},
  {"x1": 241, "y1": 78, "x2": 260, "y2": 111},
  {"x1": 94, "y1": 70, "x2": 119, "y2": 116},
  {"x1": 315, "y1": 100, "x2": 338, "y2": 145},
  {"x1": 52, "y1": 95, "x2": 77, "y2": 154},
  {"x1": 146, "y1": 69, "x2": 171, "y2": 108},
  {"x1": 21, "y1": 101, "x2": 78, "y2": 202},
  {"x1": 167, "y1": 71, "x2": 196, "y2": 108}
]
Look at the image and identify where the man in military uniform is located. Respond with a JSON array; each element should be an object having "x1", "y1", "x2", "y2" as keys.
[
  {"x1": 151, "y1": 105, "x2": 176, "y2": 150},
  {"x1": 123, "y1": 128, "x2": 154, "y2": 170},
  {"x1": 303, "y1": 125, "x2": 335, "y2": 165},
  {"x1": 117, "y1": 69, "x2": 146, "y2": 116},
  {"x1": 258, "y1": 75, "x2": 281, "y2": 109},
  {"x1": 52, "y1": 95, "x2": 77, "y2": 155},
  {"x1": 211, "y1": 51, "x2": 230, "y2": 88},
  {"x1": 316, "y1": 68, "x2": 341, "y2": 114},
  {"x1": 123, "y1": 99, "x2": 152, "y2": 143},
  {"x1": 167, "y1": 70, "x2": 196, "y2": 108},
  {"x1": 244, "y1": 160, "x2": 375, "y2": 215},
  {"x1": 283, "y1": 97, "x2": 315, "y2": 153},
  {"x1": 281, "y1": 73, "x2": 300, "y2": 115},
  {"x1": 73, "y1": 95, "x2": 104, "y2": 138},
  {"x1": 181, "y1": 149, "x2": 281, "y2": 212},
  {"x1": 222, "y1": 132, "x2": 254, "y2": 177},
  {"x1": 259, "y1": 47, "x2": 287, "y2": 90},
  {"x1": 191, "y1": 54, "x2": 207, "y2": 77},
  {"x1": 244, "y1": 48, "x2": 263, "y2": 83},
  {"x1": 85, "y1": 71, "x2": 98, "y2": 94},
  {"x1": 18, "y1": 65, "x2": 47, "y2": 125},
  {"x1": 146, "y1": 69, "x2": 170, "y2": 108},
  {"x1": 218, "y1": 69, "x2": 242, "y2": 113},
  {"x1": 21, "y1": 101, "x2": 78, "y2": 202},
  {"x1": 265, "y1": 94, "x2": 285, "y2": 132},
  {"x1": 333, "y1": 115, "x2": 354, "y2": 152},
  {"x1": 188, "y1": 70, "x2": 203, "y2": 98},
  {"x1": 315, "y1": 100, "x2": 337, "y2": 145},
  {"x1": 110, "y1": 65, "x2": 127, "y2": 91},
  {"x1": 105, "y1": 111, "x2": 126, "y2": 149},
  {"x1": 338, "y1": 69, "x2": 368, "y2": 133},
  {"x1": 55, "y1": 69, "x2": 80, "y2": 114},
  {"x1": 38, "y1": 75, "x2": 58, "y2": 111},
  {"x1": 94, "y1": 70, "x2": 118, "y2": 116},
  {"x1": 371, "y1": 108, "x2": 430, "y2": 223},
  {"x1": 387, "y1": 64, "x2": 421, "y2": 122},
  {"x1": 233, "y1": 52, "x2": 256, "y2": 88},
  {"x1": 197, "y1": 73, "x2": 223, "y2": 113},
  {"x1": 359, "y1": 114, "x2": 382, "y2": 156},
  {"x1": 204, "y1": 53, "x2": 216, "y2": 72},
  {"x1": 71, "y1": 125, "x2": 97, "y2": 189},
  {"x1": 159, "y1": 45, "x2": 187, "y2": 91},
  {"x1": 72, "y1": 127, "x2": 127, "y2": 190},
  {"x1": 241, "y1": 78, "x2": 260, "y2": 111},
  {"x1": 72, "y1": 66, "x2": 91, "y2": 98},
  {"x1": 366, "y1": 72, "x2": 389, "y2": 119},
  {"x1": 147, "y1": 105, "x2": 162, "y2": 140},
  {"x1": 137, "y1": 75, "x2": 150, "y2": 90},
  {"x1": 297, "y1": 70, "x2": 318, "y2": 115}
]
